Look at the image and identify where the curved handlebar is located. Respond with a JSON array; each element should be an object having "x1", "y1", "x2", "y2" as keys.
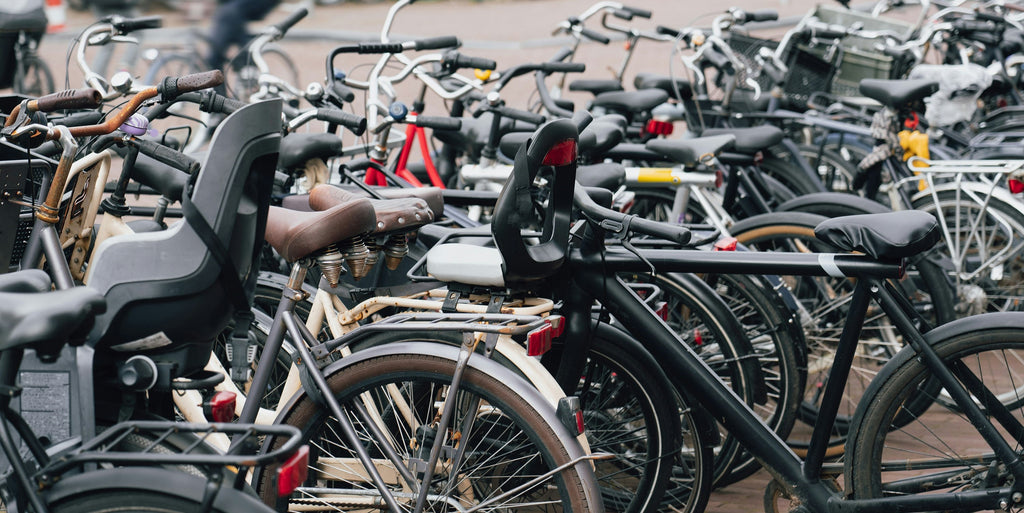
[
  {"x1": 32, "y1": 88, "x2": 103, "y2": 113},
  {"x1": 111, "y1": 15, "x2": 163, "y2": 34},
  {"x1": 158, "y1": 70, "x2": 224, "y2": 102},
  {"x1": 271, "y1": 7, "x2": 308, "y2": 36},
  {"x1": 317, "y1": 108, "x2": 367, "y2": 135},
  {"x1": 573, "y1": 184, "x2": 691, "y2": 245}
]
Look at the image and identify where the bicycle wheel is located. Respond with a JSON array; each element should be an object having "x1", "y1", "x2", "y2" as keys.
[
  {"x1": 911, "y1": 189, "x2": 1024, "y2": 317},
  {"x1": 142, "y1": 53, "x2": 209, "y2": 148},
  {"x1": 759, "y1": 152, "x2": 826, "y2": 197},
  {"x1": 619, "y1": 272, "x2": 759, "y2": 488},
  {"x1": 258, "y1": 350, "x2": 595, "y2": 511},
  {"x1": 796, "y1": 144, "x2": 862, "y2": 194},
  {"x1": 729, "y1": 212, "x2": 953, "y2": 443},
  {"x1": 13, "y1": 54, "x2": 54, "y2": 98},
  {"x1": 702, "y1": 272, "x2": 806, "y2": 485},
  {"x1": 225, "y1": 44, "x2": 299, "y2": 101},
  {"x1": 47, "y1": 478, "x2": 262, "y2": 513},
  {"x1": 847, "y1": 323, "x2": 1024, "y2": 501}
]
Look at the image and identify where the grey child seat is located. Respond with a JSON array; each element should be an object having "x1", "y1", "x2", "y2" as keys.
[{"x1": 84, "y1": 99, "x2": 282, "y2": 384}]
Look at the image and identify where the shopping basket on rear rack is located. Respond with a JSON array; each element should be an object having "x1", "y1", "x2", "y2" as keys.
[{"x1": 0, "y1": 137, "x2": 52, "y2": 273}]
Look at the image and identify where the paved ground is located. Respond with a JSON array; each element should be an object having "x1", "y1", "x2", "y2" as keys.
[{"x1": 11, "y1": 1, "x2": 909, "y2": 511}]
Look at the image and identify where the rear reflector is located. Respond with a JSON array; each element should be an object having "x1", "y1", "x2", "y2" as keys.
[
  {"x1": 277, "y1": 445, "x2": 310, "y2": 497},
  {"x1": 1010, "y1": 179, "x2": 1024, "y2": 194},
  {"x1": 542, "y1": 139, "x2": 577, "y2": 166},
  {"x1": 645, "y1": 119, "x2": 674, "y2": 136},
  {"x1": 654, "y1": 301, "x2": 669, "y2": 321},
  {"x1": 714, "y1": 237, "x2": 738, "y2": 251},
  {"x1": 204, "y1": 391, "x2": 236, "y2": 423},
  {"x1": 548, "y1": 315, "x2": 565, "y2": 338},
  {"x1": 527, "y1": 323, "x2": 553, "y2": 356},
  {"x1": 557, "y1": 396, "x2": 585, "y2": 436}
]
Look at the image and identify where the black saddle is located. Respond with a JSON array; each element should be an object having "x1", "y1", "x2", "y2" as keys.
[
  {"x1": 634, "y1": 72, "x2": 694, "y2": 100},
  {"x1": 859, "y1": 79, "x2": 939, "y2": 111},
  {"x1": 591, "y1": 89, "x2": 669, "y2": 114},
  {"x1": 645, "y1": 134, "x2": 737, "y2": 167},
  {"x1": 278, "y1": 133, "x2": 343, "y2": 170},
  {"x1": 569, "y1": 79, "x2": 624, "y2": 96},
  {"x1": 814, "y1": 210, "x2": 940, "y2": 260},
  {"x1": 702, "y1": 126, "x2": 784, "y2": 155}
]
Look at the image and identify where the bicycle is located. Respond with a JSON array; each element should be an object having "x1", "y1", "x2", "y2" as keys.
[{"x1": 0, "y1": 7, "x2": 54, "y2": 98}]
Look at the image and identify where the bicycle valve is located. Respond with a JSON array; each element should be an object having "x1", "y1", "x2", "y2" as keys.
[
  {"x1": 383, "y1": 234, "x2": 408, "y2": 270},
  {"x1": 341, "y1": 235, "x2": 372, "y2": 281},
  {"x1": 316, "y1": 244, "x2": 345, "y2": 287}
]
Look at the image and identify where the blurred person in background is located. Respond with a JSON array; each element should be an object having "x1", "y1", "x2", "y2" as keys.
[{"x1": 0, "y1": 0, "x2": 47, "y2": 90}]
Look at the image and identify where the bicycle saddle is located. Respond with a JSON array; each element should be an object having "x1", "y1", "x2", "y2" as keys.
[
  {"x1": 591, "y1": 89, "x2": 670, "y2": 114},
  {"x1": 577, "y1": 162, "x2": 625, "y2": 191},
  {"x1": 278, "y1": 133, "x2": 343, "y2": 170},
  {"x1": 307, "y1": 184, "x2": 439, "y2": 233},
  {"x1": 859, "y1": 79, "x2": 939, "y2": 111},
  {"x1": 569, "y1": 78, "x2": 624, "y2": 95},
  {"x1": 634, "y1": 72, "x2": 694, "y2": 100},
  {"x1": 0, "y1": 269, "x2": 51, "y2": 293},
  {"x1": 814, "y1": 210, "x2": 940, "y2": 260},
  {"x1": 0, "y1": 288, "x2": 105, "y2": 357},
  {"x1": 645, "y1": 134, "x2": 736, "y2": 168},
  {"x1": 702, "y1": 126, "x2": 784, "y2": 155},
  {"x1": 264, "y1": 201, "x2": 377, "y2": 262}
]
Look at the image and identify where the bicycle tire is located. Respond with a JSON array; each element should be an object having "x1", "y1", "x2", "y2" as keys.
[
  {"x1": 618, "y1": 272, "x2": 759, "y2": 488},
  {"x1": 257, "y1": 350, "x2": 595, "y2": 512},
  {"x1": 759, "y1": 153, "x2": 826, "y2": 197},
  {"x1": 911, "y1": 188, "x2": 1024, "y2": 317},
  {"x1": 13, "y1": 54, "x2": 55, "y2": 98},
  {"x1": 795, "y1": 144, "x2": 861, "y2": 194},
  {"x1": 48, "y1": 482, "x2": 252, "y2": 513},
  {"x1": 729, "y1": 212, "x2": 953, "y2": 442},
  {"x1": 847, "y1": 323, "x2": 1024, "y2": 502}
]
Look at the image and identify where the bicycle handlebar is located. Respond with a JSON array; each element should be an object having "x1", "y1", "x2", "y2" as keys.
[
  {"x1": 132, "y1": 137, "x2": 201, "y2": 175},
  {"x1": 414, "y1": 115, "x2": 461, "y2": 131},
  {"x1": 444, "y1": 52, "x2": 497, "y2": 72},
  {"x1": 316, "y1": 108, "x2": 367, "y2": 135},
  {"x1": 573, "y1": 184, "x2": 691, "y2": 245},
  {"x1": 621, "y1": 5, "x2": 652, "y2": 18},
  {"x1": 32, "y1": 88, "x2": 103, "y2": 113},
  {"x1": 158, "y1": 70, "x2": 224, "y2": 102},
  {"x1": 415, "y1": 35, "x2": 461, "y2": 51},
  {"x1": 110, "y1": 15, "x2": 163, "y2": 34},
  {"x1": 271, "y1": 6, "x2": 308, "y2": 36}
]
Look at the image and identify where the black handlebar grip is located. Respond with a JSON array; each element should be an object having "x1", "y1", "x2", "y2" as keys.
[
  {"x1": 747, "y1": 9, "x2": 778, "y2": 22},
  {"x1": 414, "y1": 35, "x2": 461, "y2": 50},
  {"x1": 316, "y1": 108, "x2": 367, "y2": 135},
  {"x1": 541, "y1": 62, "x2": 587, "y2": 73},
  {"x1": 974, "y1": 11, "x2": 1006, "y2": 24},
  {"x1": 205, "y1": 93, "x2": 246, "y2": 115},
  {"x1": 453, "y1": 53, "x2": 497, "y2": 71},
  {"x1": 133, "y1": 138, "x2": 202, "y2": 175},
  {"x1": 495, "y1": 106, "x2": 546, "y2": 125},
  {"x1": 579, "y1": 26, "x2": 611, "y2": 44},
  {"x1": 953, "y1": 19, "x2": 998, "y2": 33},
  {"x1": 623, "y1": 6, "x2": 652, "y2": 18},
  {"x1": 114, "y1": 15, "x2": 163, "y2": 33},
  {"x1": 54, "y1": 110, "x2": 105, "y2": 127},
  {"x1": 358, "y1": 42, "x2": 406, "y2": 54},
  {"x1": 33, "y1": 88, "x2": 103, "y2": 112},
  {"x1": 806, "y1": 26, "x2": 847, "y2": 39},
  {"x1": 702, "y1": 47, "x2": 734, "y2": 75},
  {"x1": 612, "y1": 8, "x2": 634, "y2": 20},
  {"x1": 415, "y1": 115, "x2": 461, "y2": 131},
  {"x1": 159, "y1": 70, "x2": 224, "y2": 101},
  {"x1": 329, "y1": 81, "x2": 356, "y2": 103},
  {"x1": 272, "y1": 7, "x2": 308, "y2": 35},
  {"x1": 628, "y1": 215, "x2": 692, "y2": 245},
  {"x1": 656, "y1": 25, "x2": 681, "y2": 38}
]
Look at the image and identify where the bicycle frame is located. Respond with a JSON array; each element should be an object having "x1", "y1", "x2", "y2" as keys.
[{"x1": 565, "y1": 218, "x2": 1024, "y2": 513}]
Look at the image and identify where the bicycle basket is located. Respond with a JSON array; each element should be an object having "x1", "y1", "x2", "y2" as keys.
[{"x1": 0, "y1": 138, "x2": 52, "y2": 273}]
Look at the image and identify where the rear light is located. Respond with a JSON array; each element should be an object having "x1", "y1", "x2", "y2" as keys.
[
  {"x1": 277, "y1": 445, "x2": 310, "y2": 497},
  {"x1": 203, "y1": 391, "x2": 236, "y2": 423},
  {"x1": 527, "y1": 323, "x2": 553, "y2": 356},
  {"x1": 694, "y1": 328, "x2": 703, "y2": 347},
  {"x1": 654, "y1": 301, "x2": 669, "y2": 321},
  {"x1": 714, "y1": 169, "x2": 724, "y2": 188},
  {"x1": 644, "y1": 119, "x2": 674, "y2": 136},
  {"x1": 714, "y1": 237, "x2": 738, "y2": 251},
  {"x1": 557, "y1": 396, "x2": 585, "y2": 436},
  {"x1": 1010, "y1": 179, "x2": 1024, "y2": 194},
  {"x1": 542, "y1": 139, "x2": 577, "y2": 166},
  {"x1": 548, "y1": 315, "x2": 565, "y2": 338}
]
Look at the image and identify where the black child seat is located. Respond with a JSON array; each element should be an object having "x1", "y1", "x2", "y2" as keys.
[{"x1": 84, "y1": 99, "x2": 282, "y2": 384}]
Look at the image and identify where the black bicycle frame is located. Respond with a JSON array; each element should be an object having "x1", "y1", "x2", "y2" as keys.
[{"x1": 563, "y1": 224, "x2": 1024, "y2": 513}]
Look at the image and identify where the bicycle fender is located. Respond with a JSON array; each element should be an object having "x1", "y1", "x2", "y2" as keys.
[
  {"x1": 267, "y1": 340, "x2": 606, "y2": 511},
  {"x1": 911, "y1": 181, "x2": 1024, "y2": 218},
  {"x1": 42, "y1": 468, "x2": 272, "y2": 513},
  {"x1": 845, "y1": 312, "x2": 1024, "y2": 475},
  {"x1": 777, "y1": 192, "x2": 891, "y2": 216}
]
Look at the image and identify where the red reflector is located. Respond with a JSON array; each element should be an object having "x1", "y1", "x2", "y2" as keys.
[
  {"x1": 1010, "y1": 179, "x2": 1024, "y2": 194},
  {"x1": 644, "y1": 119, "x2": 674, "y2": 136},
  {"x1": 694, "y1": 329, "x2": 703, "y2": 346},
  {"x1": 204, "y1": 391, "x2": 236, "y2": 423},
  {"x1": 542, "y1": 139, "x2": 577, "y2": 166},
  {"x1": 574, "y1": 410, "x2": 585, "y2": 435},
  {"x1": 713, "y1": 237, "x2": 738, "y2": 252},
  {"x1": 714, "y1": 169, "x2": 724, "y2": 188},
  {"x1": 277, "y1": 445, "x2": 309, "y2": 497},
  {"x1": 527, "y1": 324, "x2": 553, "y2": 356},
  {"x1": 654, "y1": 301, "x2": 669, "y2": 321},
  {"x1": 548, "y1": 315, "x2": 565, "y2": 338}
]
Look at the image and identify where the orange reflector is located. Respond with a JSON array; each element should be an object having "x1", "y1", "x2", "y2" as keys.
[{"x1": 277, "y1": 445, "x2": 310, "y2": 497}]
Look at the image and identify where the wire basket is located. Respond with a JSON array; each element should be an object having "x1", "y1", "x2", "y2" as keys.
[{"x1": 724, "y1": 31, "x2": 836, "y2": 110}]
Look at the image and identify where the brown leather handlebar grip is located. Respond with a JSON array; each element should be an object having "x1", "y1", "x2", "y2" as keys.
[
  {"x1": 159, "y1": 70, "x2": 224, "y2": 101},
  {"x1": 31, "y1": 88, "x2": 102, "y2": 113}
]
